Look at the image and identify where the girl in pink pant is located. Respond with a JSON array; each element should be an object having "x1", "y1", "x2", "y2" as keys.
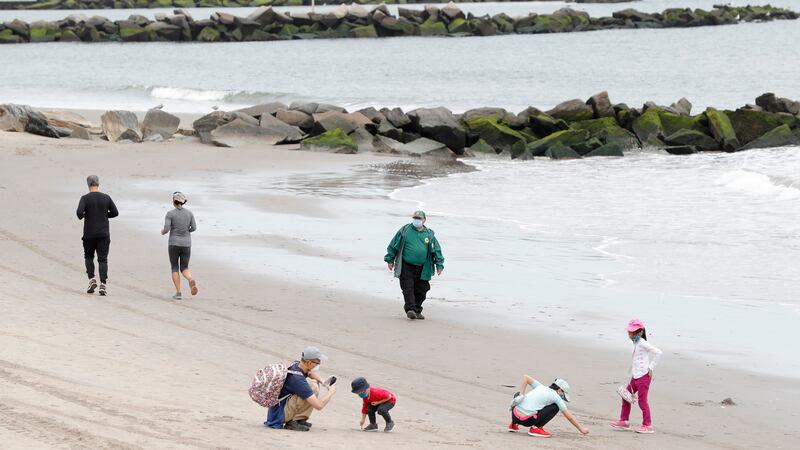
[{"x1": 610, "y1": 319, "x2": 662, "y2": 434}]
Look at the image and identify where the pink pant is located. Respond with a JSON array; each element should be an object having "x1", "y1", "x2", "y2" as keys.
[{"x1": 620, "y1": 373, "x2": 652, "y2": 426}]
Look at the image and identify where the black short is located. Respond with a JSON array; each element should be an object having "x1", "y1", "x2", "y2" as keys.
[{"x1": 168, "y1": 245, "x2": 191, "y2": 272}]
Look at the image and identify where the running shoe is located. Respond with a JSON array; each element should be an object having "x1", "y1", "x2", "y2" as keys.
[
  {"x1": 416, "y1": 312, "x2": 425, "y2": 320},
  {"x1": 98, "y1": 283, "x2": 106, "y2": 296},
  {"x1": 172, "y1": 292, "x2": 182, "y2": 300},
  {"x1": 528, "y1": 427, "x2": 551, "y2": 438},
  {"x1": 406, "y1": 310, "x2": 417, "y2": 320},
  {"x1": 508, "y1": 423, "x2": 519, "y2": 432},
  {"x1": 635, "y1": 425, "x2": 654, "y2": 434},
  {"x1": 87, "y1": 278, "x2": 97, "y2": 294},
  {"x1": 384, "y1": 421, "x2": 395, "y2": 432},
  {"x1": 610, "y1": 420, "x2": 631, "y2": 430},
  {"x1": 363, "y1": 423, "x2": 379, "y2": 432}
]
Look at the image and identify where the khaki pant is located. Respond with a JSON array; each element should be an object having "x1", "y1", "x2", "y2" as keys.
[{"x1": 284, "y1": 380, "x2": 319, "y2": 423}]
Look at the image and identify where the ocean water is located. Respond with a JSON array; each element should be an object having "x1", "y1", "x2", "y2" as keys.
[
  {"x1": 122, "y1": 147, "x2": 800, "y2": 378},
  {"x1": 1, "y1": 1, "x2": 799, "y2": 113}
]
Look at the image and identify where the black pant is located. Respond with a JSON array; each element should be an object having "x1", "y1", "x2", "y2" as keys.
[
  {"x1": 367, "y1": 402, "x2": 394, "y2": 424},
  {"x1": 399, "y1": 261, "x2": 430, "y2": 313},
  {"x1": 511, "y1": 403, "x2": 559, "y2": 428},
  {"x1": 82, "y1": 236, "x2": 110, "y2": 283},
  {"x1": 168, "y1": 245, "x2": 191, "y2": 272}
]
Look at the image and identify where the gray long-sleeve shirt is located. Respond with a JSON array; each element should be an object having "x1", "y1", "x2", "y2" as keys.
[{"x1": 163, "y1": 207, "x2": 196, "y2": 247}]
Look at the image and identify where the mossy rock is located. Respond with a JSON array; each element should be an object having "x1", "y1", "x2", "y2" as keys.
[
  {"x1": 571, "y1": 137, "x2": 603, "y2": 155},
  {"x1": 532, "y1": 14, "x2": 574, "y2": 33},
  {"x1": 570, "y1": 117, "x2": 638, "y2": 148},
  {"x1": 447, "y1": 18, "x2": 471, "y2": 34},
  {"x1": 741, "y1": 124, "x2": 798, "y2": 150},
  {"x1": 153, "y1": 0, "x2": 173, "y2": 6},
  {"x1": 465, "y1": 117, "x2": 527, "y2": 153},
  {"x1": 468, "y1": 139, "x2": 498, "y2": 154},
  {"x1": 705, "y1": 107, "x2": 740, "y2": 152},
  {"x1": 664, "y1": 129, "x2": 718, "y2": 151},
  {"x1": 631, "y1": 110, "x2": 664, "y2": 147},
  {"x1": 585, "y1": 142, "x2": 624, "y2": 157},
  {"x1": 525, "y1": 129, "x2": 591, "y2": 157},
  {"x1": 657, "y1": 111, "x2": 707, "y2": 136},
  {"x1": 727, "y1": 109, "x2": 799, "y2": 145},
  {"x1": 0, "y1": 29, "x2": 22, "y2": 44},
  {"x1": 59, "y1": 29, "x2": 82, "y2": 42},
  {"x1": 173, "y1": 0, "x2": 195, "y2": 6},
  {"x1": 279, "y1": 24, "x2": 300, "y2": 37},
  {"x1": 301, "y1": 128, "x2": 357, "y2": 153},
  {"x1": 29, "y1": 23, "x2": 60, "y2": 43},
  {"x1": 197, "y1": 26, "x2": 221, "y2": 42},
  {"x1": 545, "y1": 142, "x2": 581, "y2": 160},
  {"x1": 523, "y1": 108, "x2": 569, "y2": 135},
  {"x1": 420, "y1": 20, "x2": 447, "y2": 37},
  {"x1": 24, "y1": 0, "x2": 62, "y2": 10},
  {"x1": 134, "y1": 0, "x2": 149, "y2": 7},
  {"x1": 349, "y1": 25, "x2": 378, "y2": 38},
  {"x1": 197, "y1": 0, "x2": 222, "y2": 6}
]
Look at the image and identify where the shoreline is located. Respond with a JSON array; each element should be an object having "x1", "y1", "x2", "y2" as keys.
[{"x1": 2, "y1": 130, "x2": 800, "y2": 448}]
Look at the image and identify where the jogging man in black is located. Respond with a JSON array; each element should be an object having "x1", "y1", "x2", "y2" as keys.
[{"x1": 76, "y1": 175, "x2": 118, "y2": 296}]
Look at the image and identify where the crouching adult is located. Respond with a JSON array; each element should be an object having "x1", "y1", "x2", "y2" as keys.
[
  {"x1": 264, "y1": 347, "x2": 337, "y2": 432},
  {"x1": 508, "y1": 374, "x2": 589, "y2": 438}
]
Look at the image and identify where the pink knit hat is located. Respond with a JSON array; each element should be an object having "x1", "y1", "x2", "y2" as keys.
[{"x1": 626, "y1": 319, "x2": 645, "y2": 332}]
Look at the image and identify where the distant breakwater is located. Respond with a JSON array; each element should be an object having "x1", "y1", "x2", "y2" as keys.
[
  {"x1": 0, "y1": 4, "x2": 796, "y2": 44},
  {"x1": 3, "y1": 92, "x2": 799, "y2": 160},
  {"x1": 0, "y1": 0, "x2": 622, "y2": 11}
]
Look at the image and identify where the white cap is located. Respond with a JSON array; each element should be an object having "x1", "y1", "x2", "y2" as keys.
[
  {"x1": 173, "y1": 191, "x2": 187, "y2": 204},
  {"x1": 553, "y1": 378, "x2": 571, "y2": 402}
]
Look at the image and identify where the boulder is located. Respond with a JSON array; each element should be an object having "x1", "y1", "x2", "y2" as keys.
[
  {"x1": 0, "y1": 29, "x2": 23, "y2": 44},
  {"x1": 248, "y1": 6, "x2": 291, "y2": 26},
  {"x1": 664, "y1": 129, "x2": 718, "y2": 151},
  {"x1": 236, "y1": 102, "x2": 288, "y2": 119},
  {"x1": 146, "y1": 21, "x2": 182, "y2": 41},
  {"x1": 585, "y1": 142, "x2": 624, "y2": 157},
  {"x1": 546, "y1": 99, "x2": 595, "y2": 122},
  {"x1": 420, "y1": 21, "x2": 447, "y2": 37},
  {"x1": 276, "y1": 109, "x2": 313, "y2": 130},
  {"x1": 117, "y1": 20, "x2": 149, "y2": 42},
  {"x1": 41, "y1": 110, "x2": 94, "y2": 130},
  {"x1": 0, "y1": 104, "x2": 61, "y2": 138},
  {"x1": 705, "y1": 107, "x2": 740, "y2": 151},
  {"x1": 192, "y1": 111, "x2": 237, "y2": 143},
  {"x1": 727, "y1": 109, "x2": 799, "y2": 144},
  {"x1": 29, "y1": 20, "x2": 60, "y2": 43},
  {"x1": 657, "y1": 111, "x2": 707, "y2": 136},
  {"x1": 741, "y1": 124, "x2": 798, "y2": 150},
  {"x1": 377, "y1": 119, "x2": 418, "y2": 143},
  {"x1": 755, "y1": 93, "x2": 800, "y2": 115},
  {"x1": 289, "y1": 102, "x2": 319, "y2": 115},
  {"x1": 407, "y1": 107, "x2": 467, "y2": 153},
  {"x1": 141, "y1": 109, "x2": 180, "y2": 140},
  {"x1": 570, "y1": 117, "x2": 638, "y2": 149},
  {"x1": 300, "y1": 128, "x2": 358, "y2": 154},
  {"x1": 518, "y1": 107, "x2": 569, "y2": 136},
  {"x1": 350, "y1": 127, "x2": 389, "y2": 153},
  {"x1": 259, "y1": 113, "x2": 304, "y2": 143},
  {"x1": 468, "y1": 138, "x2": 499, "y2": 155},
  {"x1": 462, "y1": 107, "x2": 507, "y2": 122},
  {"x1": 545, "y1": 142, "x2": 581, "y2": 160},
  {"x1": 197, "y1": 26, "x2": 221, "y2": 42},
  {"x1": 441, "y1": 2, "x2": 466, "y2": 22},
  {"x1": 377, "y1": 136, "x2": 456, "y2": 159},
  {"x1": 356, "y1": 107, "x2": 385, "y2": 124},
  {"x1": 664, "y1": 145, "x2": 698, "y2": 155},
  {"x1": 101, "y1": 110, "x2": 142, "y2": 143},
  {"x1": 587, "y1": 91, "x2": 615, "y2": 118},
  {"x1": 465, "y1": 117, "x2": 526, "y2": 153},
  {"x1": 383, "y1": 107, "x2": 411, "y2": 129},
  {"x1": 311, "y1": 111, "x2": 373, "y2": 135},
  {"x1": 631, "y1": 110, "x2": 664, "y2": 147},
  {"x1": 349, "y1": 25, "x2": 378, "y2": 38},
  {"x1": 209, "y1": 116, "x2": 292, "y2": 147},
  {"x1": 670, "y1": 97, "x2": 692, "y2": 116},
  {"x1": 314, "y1": 103, "x2": 348, "y2": 114},
  {"x1": 525, "y1": 129, "x2": 591, "y2": 157}
]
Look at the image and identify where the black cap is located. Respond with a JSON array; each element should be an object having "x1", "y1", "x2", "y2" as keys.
[{"x1": 351, "y1": 377, "x2": 369, "y2": 393}]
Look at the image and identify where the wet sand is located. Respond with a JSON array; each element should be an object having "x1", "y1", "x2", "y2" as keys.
[{"x1": 1, "y1": 130, "x2": 799, "y2": 449}]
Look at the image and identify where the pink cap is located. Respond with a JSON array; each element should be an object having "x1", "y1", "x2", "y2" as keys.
[{"x1": 626, "y1": 319, "x2": 645, "y2": 332}]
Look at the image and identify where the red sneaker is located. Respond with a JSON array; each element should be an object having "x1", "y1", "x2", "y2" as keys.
[
  {"x1": 508, "y1": 423, "x2": 519, "y2": 432},
  {"x1": 610, "y1": 420, "x2": 631, "y2": 430},
  {"x1": 528, "y1": 427, "x2": 551, "y2": 438}
]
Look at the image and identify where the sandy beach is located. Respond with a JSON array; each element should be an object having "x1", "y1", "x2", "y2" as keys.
[{"x1": 1, "y1": 128, "x2": 799, "y2": 450}]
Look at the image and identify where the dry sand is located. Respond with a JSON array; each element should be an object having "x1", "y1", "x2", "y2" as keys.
[{"x1": 1, "y1": 130, "x2": 798, "y2": 449}]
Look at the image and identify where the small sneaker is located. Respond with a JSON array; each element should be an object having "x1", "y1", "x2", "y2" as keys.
[
  {"x1": 528, "y1": 427, "x2": 551, "y2": 438},
  {"x1": 87, "y1": 278, "x2": 97, "y2": 294},
  {"x1": 508, "y1": 423, "x2": 519, "y2": 432},
  {"x1": 172, "y1": 292, "x2": 182, "y2": 300},
  {"x1": 415, "y1": 312, "x2": 425, "y2": 320},
  {"x1": 406, "y1": 310, "x2": 417, "y2": 320},
  {"x1": 610, "y1": 420, "x2": 631, "y2": 430},
  {"x1": 384, "y1": 421, "x2": 395, "y2": 433},
  {"x1": 635, "y1": 425, "x2": 654, "y2": 434},
  {"x1": 363, "y1": 423, "x2": 379, "y2": 432},
  {"x1": 284, "y1": 420, "x2": 309, "y2": 432},
  {"x1": 189, "y1": 278, "x2": 198, "y2": 296},
  {"x1": 98, "y1": 283, "x2": 107, "y2": 296}
]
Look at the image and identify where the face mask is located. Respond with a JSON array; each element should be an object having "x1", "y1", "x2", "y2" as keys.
[
  {"x1": 311, "y1": 365, "x2": 320, "y2": 372},
  {"x1": 630, "y1": 335, "x2": 641, "y2": 343},
  {"x1": 412, "y1": 219, "x2": 423, "y2": 228},
  {"x1": 358, "y1": 392, "x2": 368, "y2": 399}
]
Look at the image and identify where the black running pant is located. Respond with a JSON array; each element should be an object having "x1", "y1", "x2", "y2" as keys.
[
  {"x1": 168, "y1": 245, "x2": 191, "y2": 272},
  {"x1": 83, "y1": 236, "x2": 110, "y2": 283},
  {"x1": 367, "y1": 402, "x2": 394, "y2": 424},
  {"x1": 399, "y1": 261, "x2": 430, "y2": 313},
  {"x1": 511, "y1": 403, "x2": 559, "y2": 428}
]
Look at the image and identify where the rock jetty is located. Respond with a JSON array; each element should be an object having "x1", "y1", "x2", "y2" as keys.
[
  {"x1": 0, "y1": 4, "x2": 796, "y2": 44},
  {"x1": 3, "y1": 93, "x2": 799, "y2": 159}
]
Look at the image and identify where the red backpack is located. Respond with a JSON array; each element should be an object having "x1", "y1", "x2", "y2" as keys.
[{"x1": 248, "y1": 363, "x2": 303, "y2": 408}]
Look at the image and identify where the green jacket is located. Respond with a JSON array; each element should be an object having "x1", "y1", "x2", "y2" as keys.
[{"x1": 384, "y1": 224, "x2": 445, "y2": 281}]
